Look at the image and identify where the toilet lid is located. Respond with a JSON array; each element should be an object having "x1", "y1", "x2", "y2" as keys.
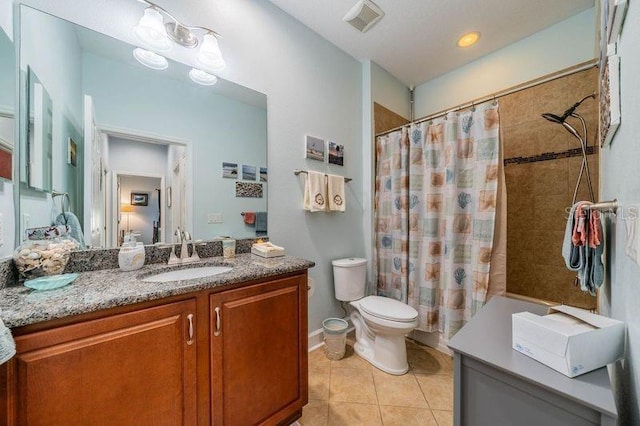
[{"x1": 358, "y1": 296, "x2": 418, "y2": 322}]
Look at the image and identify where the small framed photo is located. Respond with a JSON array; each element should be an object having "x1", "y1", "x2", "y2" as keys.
[
  {"x1": 260, "y1": 167, "x2": 268, "y2": 182},
  {"x1": 305, "y1": 135, "x2": 325, "y2": 162},
  {"x1": 68, "y1": 138, "x2": 77, "y2": 166},
  {"x1": 328, "y1": 141, "x2": 344, "y2": 166},
  {"x1": 242, "y1": 165, "x2": 256, "y2": 180},
  {"x1": 222, "y1": 162, "x2": 238, "y2": 179},
  {"x1": 599, "y1": 53, "x2": 621, "y2": 147},
  {"x1": 131, "y1": 192, "x2": 149, "y2": 206}
]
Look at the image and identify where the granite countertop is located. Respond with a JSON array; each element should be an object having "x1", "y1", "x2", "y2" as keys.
[{"x1": 0, "y1": 254, "x2": 314, "y2": 329}]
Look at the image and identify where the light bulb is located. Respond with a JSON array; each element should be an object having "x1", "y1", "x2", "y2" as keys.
[
  {"x1": 457, "y1": 31, "x2": 480, "y2": 48},
  {"x1": 134, "y1": 8, "x2": 171, "y2": 52},
  {"x1": 189, "y1": 68, "x2": 218, "y2": 86},
  {"x1": 133, "y1": 48, "x2": 169, "y2": 71},
  {"x1": 197, "y1": 33, "x2": 226, "y2": 71}
]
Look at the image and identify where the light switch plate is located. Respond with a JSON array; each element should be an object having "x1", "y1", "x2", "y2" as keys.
[{"x1": 207, "y1": 213, "x2": 223, "y2": 224}]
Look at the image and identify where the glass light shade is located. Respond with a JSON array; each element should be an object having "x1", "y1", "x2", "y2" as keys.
[
  {"x1": 197, "y1": 33, "x2": 226, "y2": 71},
  {"x1": 189, "y1": 68, "x2": 218, "y2": 86},
  {"x1": 133, "y1": 48, "x2": 169, "y2": 71},
  {"x1": 134, "y1": 8, "x2": 171, "y2": 52}
]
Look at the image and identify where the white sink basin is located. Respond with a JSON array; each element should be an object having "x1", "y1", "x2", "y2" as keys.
[{"x1": 143, "y1": 266, "x2": 232, "y2": 283}]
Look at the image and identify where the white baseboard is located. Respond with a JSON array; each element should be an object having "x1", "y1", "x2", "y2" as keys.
[
  {"x1": 308, "y1": 325, "x2": 355, "y2": 352},
  {"x1": 410, "y1": 329, "x2": 452, "y2": 356},
  {"x1": 308, "y1": 328, "x2": 325, "y2": 352}
]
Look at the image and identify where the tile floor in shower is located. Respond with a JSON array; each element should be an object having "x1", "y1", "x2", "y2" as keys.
[{"x1": 300, "y1": 337, "x2": 454, "y2": 425}]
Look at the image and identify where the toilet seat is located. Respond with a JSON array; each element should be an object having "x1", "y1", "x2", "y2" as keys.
[{"x1": 358, "y1": 296, "x2": 418, "y2": 323}]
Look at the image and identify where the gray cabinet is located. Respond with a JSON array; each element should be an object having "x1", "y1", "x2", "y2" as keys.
[{"x1": 448, "y1": 297, "x2": 617, "y2": 426}]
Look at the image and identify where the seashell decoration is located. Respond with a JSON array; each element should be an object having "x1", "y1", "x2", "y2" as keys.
[{"x1": 13, "y1": 238, "x2": 78, "y2": 279}]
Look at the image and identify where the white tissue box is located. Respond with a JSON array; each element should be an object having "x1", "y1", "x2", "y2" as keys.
[{"x1": 512, "y1": 305, "x2": 624, "y2": 377}]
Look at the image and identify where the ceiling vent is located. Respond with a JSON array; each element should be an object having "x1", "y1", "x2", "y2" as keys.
[{"x1": 343, "y1": 0, "x2": 384, "y2": 33}]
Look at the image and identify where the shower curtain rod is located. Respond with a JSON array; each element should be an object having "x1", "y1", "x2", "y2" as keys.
[{"x1": 375, "y1": 59, "x2": 598, "y2": 138}]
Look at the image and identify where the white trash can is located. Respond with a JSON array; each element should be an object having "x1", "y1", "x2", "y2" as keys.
[{"x1": 322, "y1": 318, "x2": 348, "y2": 360}]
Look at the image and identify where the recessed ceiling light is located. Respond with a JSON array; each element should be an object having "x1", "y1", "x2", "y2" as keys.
[
  {"x1": 457, "y1": 31, "x2": 480, "y2": 48},
  {"x1": 133, "y1": 47, "x2": 169, "y2": 70},
  {"x1": 189, "y1": 68, "x2": 218, "y2": 86}
]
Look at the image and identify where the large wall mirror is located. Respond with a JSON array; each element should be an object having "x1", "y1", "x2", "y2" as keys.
[
  {"x1": 0, "y1": 25, "x2": 14, "y2": 183},
  {"x1": 17, "y1": 5, "x2": 268, "y2": 249}
]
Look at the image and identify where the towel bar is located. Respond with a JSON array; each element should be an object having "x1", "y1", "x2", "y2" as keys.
[
  {"x1": 584, "y1": 199, "x2": 618, "y2": 214},
  {"x1": 293, "y1": 169, "x2": 352, "y2": 183}
]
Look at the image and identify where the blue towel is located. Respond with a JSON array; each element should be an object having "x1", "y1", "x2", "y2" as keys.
[
  {"x1": 55, "y1": 212, "x2": 86, "y2": 249},
  {"x1": 0, "y1": 313, "x2": 15, "y2": 365},
  {"x1": 255, "y1": 212, "x2": 268, "y2": 234},
  {"x1": 562, "y1": 202, "x2": 604, "y2": 295}
]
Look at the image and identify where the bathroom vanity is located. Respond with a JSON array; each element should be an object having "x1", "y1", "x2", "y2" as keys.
[
  {"x1": 0, "y1": 254, "x2": 313, "y2": 425},
  {"x1": 448, "y1": 297, "x2": 618, "y2": 426}
]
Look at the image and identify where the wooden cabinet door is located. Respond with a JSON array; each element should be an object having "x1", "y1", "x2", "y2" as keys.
[
  {"x1": 7, "y1": 299, "x2": 197, "y2": 426},
  {"x1": 210, "y1": 275, "x2": 308, "y2": 425}
]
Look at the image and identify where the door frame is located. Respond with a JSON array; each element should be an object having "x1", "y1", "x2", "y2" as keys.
[
  {"x1": 109, "y1": 170, "x2": 166, "y2": 247},
  {"x1": 97, "y1": 125, "x2": 191, "y2": 247}
]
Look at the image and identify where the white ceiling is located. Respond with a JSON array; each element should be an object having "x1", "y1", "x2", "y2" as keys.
[{"x1": 269, "y1": 0, "x2": 595, "y2": 87}]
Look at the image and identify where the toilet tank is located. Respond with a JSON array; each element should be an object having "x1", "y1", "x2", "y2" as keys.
[{"x1": 332, "y1": 258, "x2": 367, "y2": 301}]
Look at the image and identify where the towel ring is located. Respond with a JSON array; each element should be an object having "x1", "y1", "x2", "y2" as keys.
[{"x1": 52, "y1": 191, "x2": 71, "y2": 215}]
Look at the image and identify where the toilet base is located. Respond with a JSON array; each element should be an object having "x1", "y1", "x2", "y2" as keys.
[{"x1": 353, "y1": 337, "x2": 410, "y2": 376}]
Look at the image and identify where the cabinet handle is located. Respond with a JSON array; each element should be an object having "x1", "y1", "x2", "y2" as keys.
[
  {"x1": 187, "y1": 314, "x2": 194, "y2": 346},
  {"x1": 214, "y1": 307, "x2": 221, "y2": 337}
]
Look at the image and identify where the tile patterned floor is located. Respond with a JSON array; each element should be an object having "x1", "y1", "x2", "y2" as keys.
[{"x1": 301, "y1": 338, "x2": 454, "y2": 426}]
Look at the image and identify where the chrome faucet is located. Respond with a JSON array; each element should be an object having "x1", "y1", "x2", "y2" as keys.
[{"x1": 166, "y1": 228, "x2": 199, "y2": 265}]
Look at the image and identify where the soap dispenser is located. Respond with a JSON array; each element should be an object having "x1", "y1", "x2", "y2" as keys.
[{"x1": 118, "y1": 235, "x2": 146, "y2": 272}]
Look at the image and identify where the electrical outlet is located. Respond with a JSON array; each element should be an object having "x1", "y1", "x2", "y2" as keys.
[
  {"x1": 22, "y1": 213, "x2": 31, "y2": 235},
  {"x1": 207, "y1": 213, "x2": 223, "y2": 224}
]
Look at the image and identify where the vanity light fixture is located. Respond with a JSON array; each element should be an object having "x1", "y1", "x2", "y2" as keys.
[
  {"x1": 189, "y1": 68, "x2": 218, "y2": 86},
  {"x1": 133, "y1": 7, "x2": 171, "y2": 52},
  {"x1": 133, "y1": 0, "x2": 226, "y2": 73},
  {"x1": 133, "y1": 47, "x2": 169, "y2": 70},
  {"x1": 457, "y1": 31, "x2": 480, "y2": 48}
]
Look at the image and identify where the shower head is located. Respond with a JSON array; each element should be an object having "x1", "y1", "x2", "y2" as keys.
[
  {"x1": 541, "y1": 93, "x2": 596, "y2": 124},
  {"x1": 541, "y1": 113, "x2": 564, "y2": 123}
]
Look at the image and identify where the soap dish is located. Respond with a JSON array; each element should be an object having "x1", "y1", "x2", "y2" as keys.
[{"x1": 24, "y1": 273, "x2": 79, "y2": 291}]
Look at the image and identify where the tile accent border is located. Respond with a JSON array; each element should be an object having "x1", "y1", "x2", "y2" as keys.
[{"x1": 504, "y1": 146, "x2": 596, "y2": 166}]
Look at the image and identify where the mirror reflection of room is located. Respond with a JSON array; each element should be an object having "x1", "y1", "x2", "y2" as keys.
[
  {"x1": 0, "y1": 26, "x2": 14, "y2": 182},
  {"x1": 17, "y1": 6, "x2": 267, "y2": 249}
]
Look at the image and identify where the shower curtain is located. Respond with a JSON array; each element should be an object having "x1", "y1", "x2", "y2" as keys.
[{"x1": 375, "y1": 101, "x2": 502, "y2": 339}]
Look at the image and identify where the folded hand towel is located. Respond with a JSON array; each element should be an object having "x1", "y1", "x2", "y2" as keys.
[
  {"x1": 243, "y1": 212, "x2": 256, "y2": 225},
  {"x1": 55, "y1": 212, "x2": 86, "y2": 249},
  {"x1": 303, "y1": 171, "x2": 327, "y2": 212},
  {"x1": 327, "y1": 174, "x2": 346, "y2": 212},
  {"x1": 0, "y1": 313, "x2": 16, "y2": 365}
]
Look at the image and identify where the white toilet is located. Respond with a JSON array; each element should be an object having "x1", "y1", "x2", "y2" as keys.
[{"x1": 332, "y1": 258, "x2": 419, "y2": 375}]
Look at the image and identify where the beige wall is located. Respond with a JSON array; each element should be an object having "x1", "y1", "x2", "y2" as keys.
[{"x1": 501, "y1": 67, "x2": 598, "y2": 309}]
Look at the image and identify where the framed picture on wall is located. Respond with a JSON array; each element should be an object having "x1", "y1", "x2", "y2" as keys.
[
  {"x1": 67, "y1": 138, "x2": 77, "y2": 167},
  {"x1": 599, "y1": 53, "x2": 621, "y2": 147},
  {"x1": 131, "y1": 192, "x2": 149, "y2": 206},
  {"x1": 305, "y1": 135, "x2": 325, "y2": 161},
  {"x1": 328, "y1": 141, "x2": 344, "y2": 166}
]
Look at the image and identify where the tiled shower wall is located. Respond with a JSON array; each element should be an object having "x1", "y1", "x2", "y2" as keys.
[{"x1": 500, "y1": 67, "x2": 599, "y2": 310}]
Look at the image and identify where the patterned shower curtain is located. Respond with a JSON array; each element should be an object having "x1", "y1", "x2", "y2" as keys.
[{"x1": 375, "y1": 101, "x2": 501, "y2": 339}]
